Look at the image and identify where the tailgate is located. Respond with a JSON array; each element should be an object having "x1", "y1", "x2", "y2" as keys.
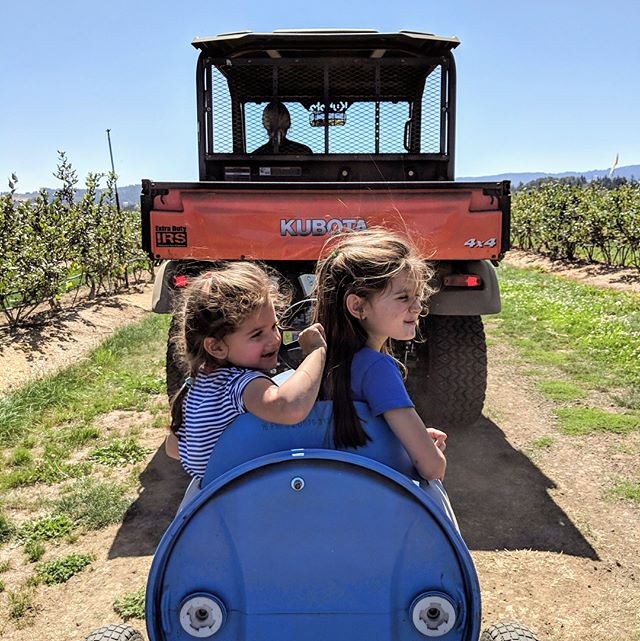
[{"x1": 142, "y1": 180, "x2": 510, "y2": 261}]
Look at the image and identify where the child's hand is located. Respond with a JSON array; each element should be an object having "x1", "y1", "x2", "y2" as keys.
[
  {"x1": 426, "y1": 427, "x2": 448, "y2": 452},
  {"x1": 298, "y1": 323, "x2": 327, "y2": 355}
]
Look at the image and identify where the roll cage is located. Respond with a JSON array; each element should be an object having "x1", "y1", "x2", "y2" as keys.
[{"x1": 192, "y1": 30, "x2": 460, "y2": 182}]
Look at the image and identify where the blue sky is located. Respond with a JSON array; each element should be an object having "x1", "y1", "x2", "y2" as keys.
[{"x1": 1, "y1": 0, "x2": 639, "y2": 192}]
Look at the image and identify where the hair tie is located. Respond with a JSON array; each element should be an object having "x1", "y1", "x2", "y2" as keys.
[{"x1": 184, "y1": 377, "x2": 194, "y2": 389}]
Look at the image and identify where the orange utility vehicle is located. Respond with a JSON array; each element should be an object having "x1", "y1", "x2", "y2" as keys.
[{"x1": 142, "y1": 29, "x2": 510, "y2": 428}]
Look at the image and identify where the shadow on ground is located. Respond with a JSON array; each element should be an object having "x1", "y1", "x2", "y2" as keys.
[
  {"x1": 108, "y1": 448, "x2": 191, "y2": 558},
  {"x1": 443, "y1": 415, "x2": 598, "y2": 559},
  {"x1": 0, "y1": 292, "x2": 146, "y2": 358},
  {"x1": 108, "y1": 416, "x2": 598, "y2": 561}
]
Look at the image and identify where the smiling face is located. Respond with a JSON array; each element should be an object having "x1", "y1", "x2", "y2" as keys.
[
  {"x1": 348, "y1": 269, "x2": 423, "y2": 352},
  {"x1": 204, "y1": 299, "x2": 282, "y2": 371}
]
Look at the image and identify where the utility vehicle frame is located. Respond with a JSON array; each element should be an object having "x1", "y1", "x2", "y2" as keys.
[
  {"x1": 142, "y1": 28, "x2": 510, "y2": 428},
  {"x1": 84, "y1": 33, "x2": 535, "y2": 640}
]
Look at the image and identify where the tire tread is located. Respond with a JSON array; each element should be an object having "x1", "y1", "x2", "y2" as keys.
[
  {"x1": 85, "y1": 623, "x2": 144, "y2": 641},
  {"x1": 412, "y1": 315, "x2": 487, "y2": 427},
  {"x1": 480, "y1": 621, "x2": 539, "y2": 641}
]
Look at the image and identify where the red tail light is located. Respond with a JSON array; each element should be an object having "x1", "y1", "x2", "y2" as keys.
[{"x1": 443, "y1": 274, "x2": 482, "y2": 288}]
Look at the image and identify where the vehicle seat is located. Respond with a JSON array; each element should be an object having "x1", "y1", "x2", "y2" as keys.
[{"x1": 202, "y1": 400, "x2": 417, "y2": 487}]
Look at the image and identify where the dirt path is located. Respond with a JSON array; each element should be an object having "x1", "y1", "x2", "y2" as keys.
[
  {"x1": 1, "y1": 254, "x2": 639, "y2": 641},
  {"x1": 0, "y1": 284, "x2": 154, "y2": 396},
  {"x1": 445, "y1": 341, "x2": 640, "y2": 641},
  {"x1": 504, "y1": 249, "x2": 640, "y2": 294}
]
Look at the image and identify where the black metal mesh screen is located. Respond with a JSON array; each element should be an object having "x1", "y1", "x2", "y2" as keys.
[
  {"x1": 208, "y1": 61, "x2": 445, "y2": 155},
  {"x1": 211, "y1": 68, "x2": 233, "y2": 152},
  {"x1": 421, "y1": 64, "x2": 443, "y2": 154}
]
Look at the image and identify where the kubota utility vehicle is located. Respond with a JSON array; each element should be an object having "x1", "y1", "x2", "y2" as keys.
[{"x1": 142, "y1": 29, "x2": 510, "y2": 429}]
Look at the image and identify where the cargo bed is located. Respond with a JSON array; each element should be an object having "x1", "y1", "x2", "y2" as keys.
[{"x1": 142, "y1": 179, "x2": 510, "y2": 262}]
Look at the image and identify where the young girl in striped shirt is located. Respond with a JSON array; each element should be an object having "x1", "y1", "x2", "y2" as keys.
[{"x1": 169, "y1": 262, "x2": 326, "y2": 480}]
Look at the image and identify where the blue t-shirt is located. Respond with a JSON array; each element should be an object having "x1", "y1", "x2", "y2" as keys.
[
  {"x1": 176, "y1": 367, "x2": 271, "y2": 479},
  {"x1": 351, "y1": 347, "x2": 414, "y2": 416}
]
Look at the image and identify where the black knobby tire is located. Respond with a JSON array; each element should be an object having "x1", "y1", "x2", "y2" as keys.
[
  {"x1": 85, "y1": 624, "x2": 144, "y2": 641},
  {"x1": 412, "y1": 315, "x2": 487, "y2": 428},
  {"x1": 480, "y1": 621, "x2": 539, "y2": 641},
  {"x1": 166, "y1": 314, "x2": 187, "y2": 401}
]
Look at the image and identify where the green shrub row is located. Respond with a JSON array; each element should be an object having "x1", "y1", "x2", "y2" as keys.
[
  {"x1": 511, "y1": 180, "x2": 640, "y2": 267},
  {"x1": 1, "y1": 153, "x2": 151, "y2": 327}
]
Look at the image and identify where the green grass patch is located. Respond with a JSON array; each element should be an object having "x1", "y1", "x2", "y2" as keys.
[
  {"x1": 19, "y1": 435, "x2": 37, "y2": 449},
  {"x1": 19, "y1": 515, "x2": 74, "y2": 542},
  {"x1": 1, "y1": 459, "x2": 92, "y2": 489},
  {"x1": 53, "y1": 425, "x2": 101, "y2": 448},
  {"x1": 7, "y1": 588, "x2": 37, "y2": 619},
  {"x1": 113, "y1": 586, "x2": 146, "y2": 620},
  {"x1": 530, "y1": 436, "x2": 555, "y2": 450},
  {"x1": 0, "y1": 313, "x2": 169, "y2": 446},
  {"x1": 89, "y1": 437, "x2": 148, "y2": 467},
  {"x1": 53, "y1": 477, "x2": 133, "y2": 530},
  {"x1": 8, "y1": 447, "x2": 33, "y2": 467},
  {"x1": 0, "y1": 560, "x2": 11, "y2": 572},
  {"x1": 151, "y1": 413, "x2": 169, "y2": 430},
  {"x1": 610, "y1": 480, "x2": 640, "y2": 503},
  {"x1": 537, "y1": 380, "x2": 587, "y2": 402},
  {"x1": 555, "y1": 407, "x2": 640, "y2": 435},
  {"x1": 494, "y1": 265, "x2": 640, "y2": 407},
  {"x1": 34, "y1": 552, "x2": 95, "y2": 585},
  {"x1": 0, "y1": 510, "x2": 14, "y2": 543},
  {"x1": 613, "y1": 387, "x2": 640, "y2": 412},
  {"x1": 515, "y1": 344, "x2": 570, "y2": 367},
  {"x1": 24, "y1": 540, "x2": 45, "y2": 563}
]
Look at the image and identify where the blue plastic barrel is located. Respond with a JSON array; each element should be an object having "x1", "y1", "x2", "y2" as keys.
[{"x1": 146, "y1": 404, "x2": 481, "y2": 641}]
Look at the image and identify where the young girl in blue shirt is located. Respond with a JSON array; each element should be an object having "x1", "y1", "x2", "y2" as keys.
[
  {"x1": 312, "y1": 229, "x2": 449, "y2": 483},
  {"x1": 169, "y1": 262, "x2": 326, "y2": 480}
]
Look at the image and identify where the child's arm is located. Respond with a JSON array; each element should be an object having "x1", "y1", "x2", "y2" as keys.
[
  {"x1": 383, "y1": 407, "x2": 447, "y2": 480},
  {"x1": 165, "y1": 432, "x2": 180, "y2": 460},
  {"x1": 242, "y1": 323, "x2": 327, "y2": 425}
]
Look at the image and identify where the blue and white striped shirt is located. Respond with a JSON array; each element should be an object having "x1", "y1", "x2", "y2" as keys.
[{"x1": 176, "y1": 367, "x2": 271, "y2": 479}]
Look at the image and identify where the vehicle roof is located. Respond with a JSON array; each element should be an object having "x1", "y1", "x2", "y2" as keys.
[{"x1": 192, "y1": 29, "x2": 460, "y2": 59}]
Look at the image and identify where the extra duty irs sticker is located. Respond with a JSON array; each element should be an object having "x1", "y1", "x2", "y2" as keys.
[{"x1": 155, "y1": 225, "x2": 187, "y2": 247}]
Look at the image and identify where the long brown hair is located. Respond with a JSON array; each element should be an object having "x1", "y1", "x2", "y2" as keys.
[
  {"x1": 312, "y1": 229, "x2": 436, "y2": 449},
  {"x1": 169, "y1": 262, "x2": 291, "y2": 433}
]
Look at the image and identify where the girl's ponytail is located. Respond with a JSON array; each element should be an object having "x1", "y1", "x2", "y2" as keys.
[
  {"x1": 329, "y1": 352, "x2": 371, "y2": 449},
  {"x1": 169, "y1": 376, "x2": 194, "y2": 434}
]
